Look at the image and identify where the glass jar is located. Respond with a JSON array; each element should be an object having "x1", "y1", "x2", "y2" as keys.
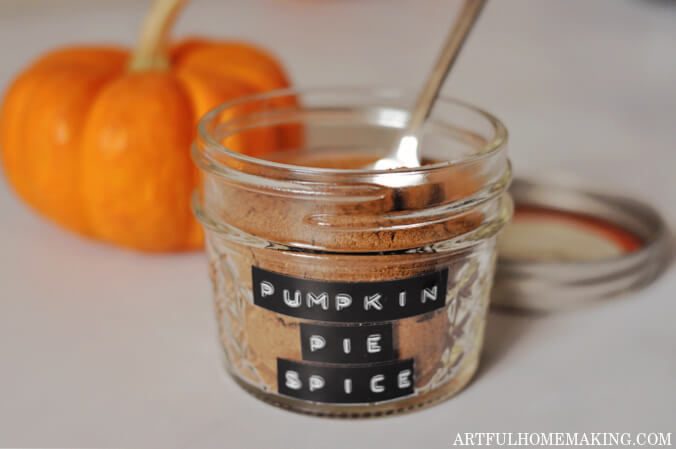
[{"x1": 193, "y1": 88, "x2": 512, "y2": 417}]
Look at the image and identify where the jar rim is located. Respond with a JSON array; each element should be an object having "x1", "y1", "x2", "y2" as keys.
[{"x1": 196, "y1": 87, "x2": 508, "y2": 176}]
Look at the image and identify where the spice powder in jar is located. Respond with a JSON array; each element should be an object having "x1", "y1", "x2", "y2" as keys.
[{"x1": 193, "y1": 89, "x2": 512, "y2": 417}]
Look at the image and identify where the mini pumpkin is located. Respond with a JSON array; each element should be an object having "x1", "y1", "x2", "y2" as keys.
[{"x1": 0, "y1": 0, "x2": 297, "y2": 251}]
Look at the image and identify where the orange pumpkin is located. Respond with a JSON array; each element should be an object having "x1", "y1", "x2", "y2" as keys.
[{"x1": 0, "y1": 0, "x2": 298, "y2": 251}]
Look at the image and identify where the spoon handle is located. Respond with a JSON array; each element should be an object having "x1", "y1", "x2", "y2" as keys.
[{"x1": 405, "y1": 0, "x2": 487, "y2": 135}]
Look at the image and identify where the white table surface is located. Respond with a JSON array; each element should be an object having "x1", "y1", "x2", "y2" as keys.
[{"x1": 1, "y1": 0, "x2": 674, "y2": 447}]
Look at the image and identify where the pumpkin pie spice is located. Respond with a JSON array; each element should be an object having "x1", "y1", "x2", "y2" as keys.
[
  {"x1": 194, "y1": 90, "x2": 511, "y2": 416},
  {"x1": 204, "y1": 152, "x2": 497, "y2": 411}
]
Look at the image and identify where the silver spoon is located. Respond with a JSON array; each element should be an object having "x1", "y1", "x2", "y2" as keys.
[{"x1": 372, "y1": 0, "x2": 487, "y2": 171}]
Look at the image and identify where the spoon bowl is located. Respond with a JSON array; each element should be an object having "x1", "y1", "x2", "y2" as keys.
[{"x1": 370, "y1": 0, "x2": 487, "y2": 173}]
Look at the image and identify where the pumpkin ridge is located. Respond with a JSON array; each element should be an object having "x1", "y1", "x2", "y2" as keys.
[
  {"x1": 0, "y1": 0, "x2": 296, "y2": 252},
  {"x1": 78, "y1": 72, "x2": 196, "y2": 251},
  {"x1": 1, "y1": 57, "x2": 125, "y2": 235}
]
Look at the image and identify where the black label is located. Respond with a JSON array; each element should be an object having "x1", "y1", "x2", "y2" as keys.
[
  {"x1": 252, "y1": 266, "x2": 448, "y2": 322},
  {"x1": 277, "y1": 358, "x2": 415, "y2": 404},
  {"x1": 300, "y1": 323, "x2": 394, "y2": 364}
]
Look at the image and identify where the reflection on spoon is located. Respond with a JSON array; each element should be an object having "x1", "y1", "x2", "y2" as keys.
[{"x1": 370, "y1": 0, "x2": 487, "y2": 181}]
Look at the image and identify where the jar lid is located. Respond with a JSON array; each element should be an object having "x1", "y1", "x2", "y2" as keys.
[{"x1": 492, "y1": 175, "x2": 671, "y2": 311}]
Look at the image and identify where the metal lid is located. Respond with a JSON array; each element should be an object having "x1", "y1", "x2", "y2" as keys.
[{"x1": 492, "y1": 175, "x2": 671, "y2": 311}]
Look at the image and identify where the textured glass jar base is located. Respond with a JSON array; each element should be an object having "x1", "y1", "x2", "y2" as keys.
[
  {"x1": 222, "y1": 338, "x2": 482, "y2": 418},
  {"x1": 206, "y1": 233, "x2": 496, "y2": 417}
]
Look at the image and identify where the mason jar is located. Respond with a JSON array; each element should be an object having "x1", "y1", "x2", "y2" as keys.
[{"x1": 193, "y1": 88, "x2": 512, "y2": 417}]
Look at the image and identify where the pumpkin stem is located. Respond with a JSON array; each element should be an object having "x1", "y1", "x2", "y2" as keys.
[{"x1": 128, "y1": 0, "x2": 188, "y2": 72}]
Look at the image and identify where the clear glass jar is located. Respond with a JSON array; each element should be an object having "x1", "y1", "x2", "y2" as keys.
[{"x1": 193, "y1": 88, "x2": 512, "y2": 417}]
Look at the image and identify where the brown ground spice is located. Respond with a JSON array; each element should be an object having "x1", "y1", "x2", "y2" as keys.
[{"x1": 206, "y1": 153, "x2": 489, "y2": 395}]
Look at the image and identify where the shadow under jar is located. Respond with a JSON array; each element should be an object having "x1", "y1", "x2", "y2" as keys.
[{"x1": 193, "y1": 88, "x2": 512, "y2": 418}]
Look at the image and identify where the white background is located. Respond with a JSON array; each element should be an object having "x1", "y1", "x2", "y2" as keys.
[{"x1": 0, "y1": 0, "x2": 674, "y2": 447}]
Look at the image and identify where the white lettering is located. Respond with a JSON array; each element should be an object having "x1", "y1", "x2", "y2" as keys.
[
  {"x1": 344, "y1": 378, "x2": 352, "y2": 394},
  {"x1": 335, "y1": 293, "x2": 352, "y2": 311},
  {"x1": 342, "y1": 338, "x2": 351, "y2": 354},
  {"x1": 364, "y1": 293, "x2": 383, "y2": 311},
  {"x1": 309, "y1": 335, "x2": 326, "y2": 352},
  {"x1": 307, "y1": 292, "x2": 329, "y2": 310},
  {"x1": 309, "y1": 375, "x2": 325, "y2": 392},
  {"x1": 421, "y1": 286, "x2": 438, "y2": 303},
  {"x1": 366, "y1": 334, "x2": 382, "y2": 353},
  {"x1": 399, "y1": 291, "x2": 406, "y2": 307},
  {"x1": 285, "y1": 370, "x2": 302, "y2": 390},
  {"x1": 398, "y1": 369, "x2": 412, "y2": 389},
  {"x1": 260, "y1": 281, "x2": 274, "y2": 298},
  {"x1": 283, "y1": 289, "x2": 302, "y2": 307},
  {"x1": 370, "y1": 374, "x2": 385, "y2": 393}
]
